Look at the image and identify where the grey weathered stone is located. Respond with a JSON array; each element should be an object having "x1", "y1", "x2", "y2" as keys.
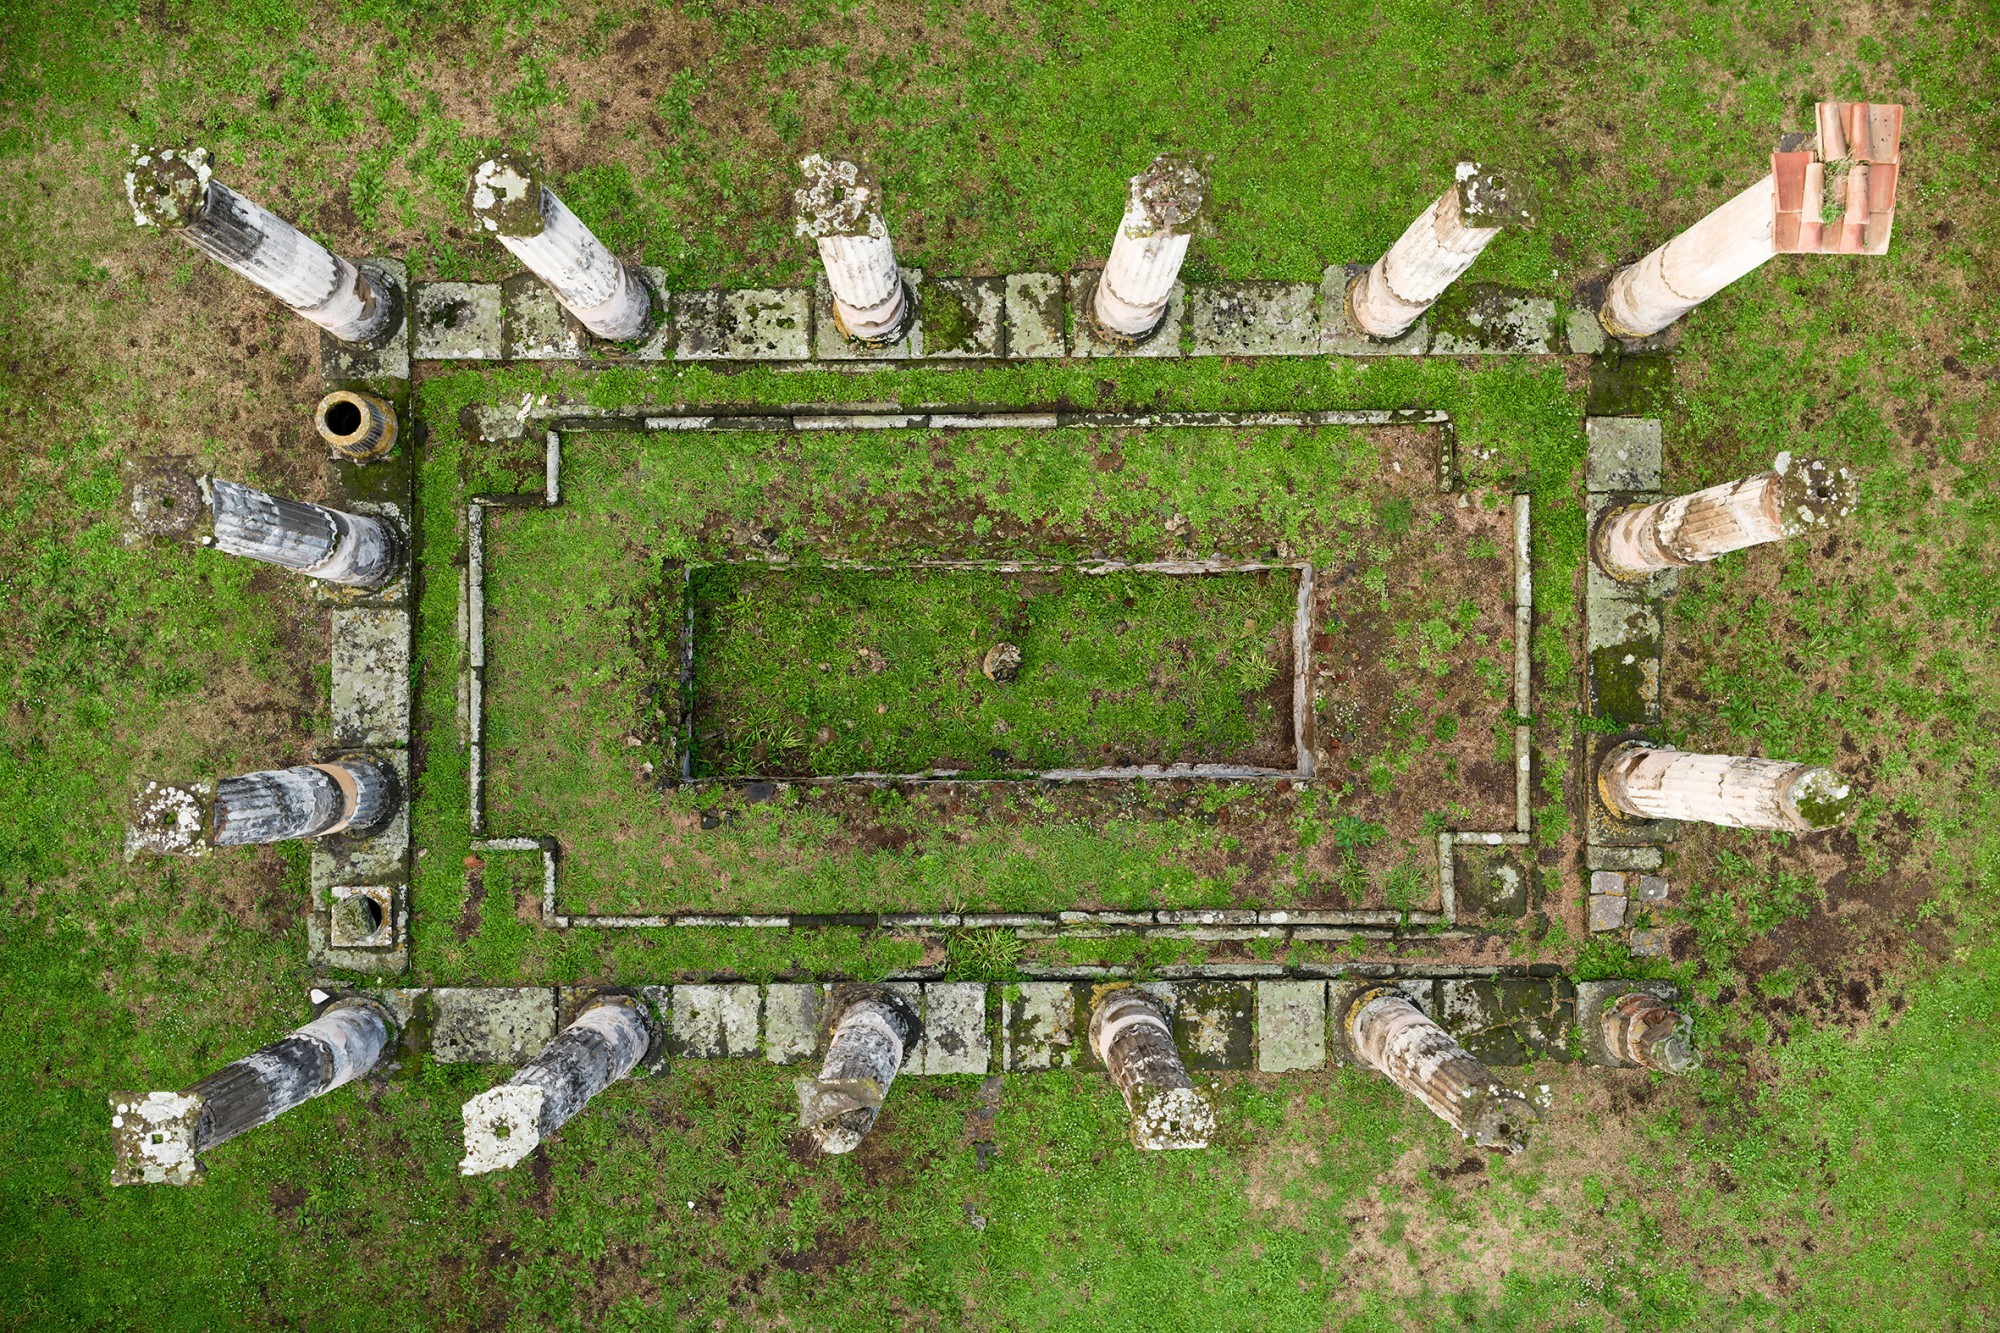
[
  {"x1": 1090, "y1": 988, "x2": 1214, "y2": 1150},
  {"x1": 1589, "y1": 894, "x2": 1628, "y2": 932},
  {"x1": 1590, "y1": 870, "x2": 1628, "y2": 897},
  {"x1": 1172, "y1": 981, "x2": 1253, "y2": 1069},
  {"x1": 813, "y1": 268, "x2": 923, "y2": 359},
  {"x1": 1187, "y1": 281, "x2": 1319, "y2": 356},
  {"x1": 1585, "y1": 844, "x2": 1664, "y2": 872},
  {"x1": 432, "y1": 988, "x2": 557, "y2": 1064},
  {"x1": 503, "y1": 274, "x2": 586, "y2": 360},
  {"x1": 1636, "y1": 875, "x2": 1670, "y2": 903},
  {"x1": 1628, "y1": 928, "x2": 1670, "y2": 957},
  {"x1": 670, "y1": 984, "x2": 762, "y2": 1058},
  {"x1": 1069, "y1": 271, "x2": 1184, "y2": 357},
  {"x1": 918, "y1": 982, "x2": 990, "y2": 1074},
  {"x1": 328, "y1": 884, "x2": 395, "y2": 947},
  {"x1": 1437, "y1": 978, "x2": 1572, "y2": 1065},
  {"x1": 412, "y1": 282, "x2": 504, "y2": 360},
  {"x1": 330, "y1": 609, "x2": 409, "y2": 747},
  {"x1": 1585, "y1": 546, "x2": 1664, "y2": 727},
  {"x1": 919, "y1": 275, "x2": 1003, "y2": 358},
  {"x1": 1004, "y1": 982, "x2": 1077, "y2": 1071},
  {"x1": 1585, "y1": 417, "x2": 1664, "y2": 493},
  {"x1": 1319, "y1": 264, "x2": 1429, "y2": 355},
  {"x1": 1003, "y1": 272, "x2": 1066, "y2": 357},
  {"x1": 1566, "y1": 302, "x2": 1607, "y2": 355},
  {"x1": 764, "y1": 984, "x2": 825, "y2": 1064},
  {"x1": 125, "y1": 779, "x2": 213, "y2": 859},
  {"x1": 674, "y1": 288, "x2": 810, "y2": 360},
  {"x1": 1430, "y1": 289, "x2": 1558, "y2": 354},
  {"x1": 1256, "y1": 980, "x2": 1327, "y2": 1072},
  {"x1": 625, "y1": 267, "x2": 676, "y2": 360}
]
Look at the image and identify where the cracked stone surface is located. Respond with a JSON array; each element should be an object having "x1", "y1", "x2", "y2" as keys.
[
  {"x1": 670, "y1": 984, "x2": 762, "y2": 1058},
  {"x1": 330, "y1": 608, "x2": 409, "y2": 747},
  {"x1": 413, "y1": 282, "x2": 504, "y2": 360},
  {"x1": 1002, "y1": 273, "x2": 1066, "y2": 357},
  {"x1": 431, "y1": 988, "x2": 557, "y2": 1064}
]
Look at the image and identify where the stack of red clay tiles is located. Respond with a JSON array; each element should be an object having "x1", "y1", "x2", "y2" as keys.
[{"x1": 1774, "y1": 101, "x2": 1903, "y2": 255}]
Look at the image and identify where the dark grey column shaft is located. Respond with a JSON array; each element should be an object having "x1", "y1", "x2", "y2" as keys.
[
  {"x1": 460, "y1": 997, "x2": 653, "y2": 1174},
  {"x1": 797, "y1": 988, "x2": 920, "y2": 1155},
  {"x1": 213, "y1": 753, "x2": 397, "y2": 845},
  {"x1": 1346, "y1": 986, "x2": 1536, "y2": 1153},
  {"x1": 1088, "y1": 988, "x2": 1214, "y2": 1149},
  {"x1": 203, "y1": 476, "x2": 400, "y2": 588}
]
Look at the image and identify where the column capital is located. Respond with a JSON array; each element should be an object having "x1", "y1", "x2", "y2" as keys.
[{"x1": 126, "y1": 146, "x2": 212, "y2": 229}]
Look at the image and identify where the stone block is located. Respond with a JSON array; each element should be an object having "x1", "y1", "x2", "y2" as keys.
[
  {"x1": 1566, "y1": 303, "x2": 1608, "y2": 355},
  {"x1": 328, "y1": 883, "x2": 396, "y2": 948},
  {"x1": 1576, "y1": 978, "x2": 1678, "y2": 1065},
  {"x1": 1636, "y1": 875, "x2": 1670, "y2": 903},
  {"x1": 320, "y1": 258, "x2": 411, "y2": 384},
  {"x1": 1439, "y1": 977, "x2": 1572, "y2": 1065},
  {"x1": 431, "y1": 988, "x2": 557, "y2": 1064},
  {"x1": 1256, "y1": 981, "x2": 1327, "y2": 1072},
  {"x1": 412, "y1": 282, "x2": 503, "y2": 360},
  {"x1": 1430, "y1": 286, "x2": 1559, "y2": 355},
  {"x1": 1584, "y1": 417, "x2": 1663, "y2": 493},
  {"x1": 674, "y1": 288, "x2": 810, "y2": 361},
  {"x1": 627, "y1": 267, "x2": 676, "y2": 361},
  {"x1": 1004, "y1": 982, "x2": 1077, "y2": 1071},
  {"x1": 1629, "y1": 928, "x2": 1669, "y2": 957},
  {"x1": 502, "y1": 275, "x2": 586, "y2": 360},
  {"x1": 1003, "y1": 272, "x2": 1066, "y2": 358},
  {"x1": 1589, "y1": 894, "x2": 1628, "y2": 932},
  {"x1": 1172, "y1": 981, "x2": 1253, "y2": 1070},
  {"x1": 1320, "y1": 264, "x2": 1429, "y2": 355},
  {"x1": 669, "y1": 984, "x2": 762, "y2": 1058},
  {"x1": 919, "y1": 982, "x2": 991, "y2": 1074},
  {"x1": 1586, "y1": 844, "x2": 1664, "y2": 872},
  {"x1": 764, "y1": 983, "x2": 826, "y2": 1065},
  {"x1": 813, "y1": 269, "x2": 924, "y2": 360},
  {"x1": 919, "y1": 275, "x2": 1003, "y2": 358},
  {"x1": 329, "y1": 608, "x2": 409, "y2": 747},
  {"x1": 1068, "y1": 271, "x2": 1184, "y2": 357},
  {"x1": 1585, "y1": 562, "x2": 1663, "y2": 728},
  {"x1": 1590, "y1": 870, "x2": 1629, "y2": 897},
  {"x1": 1456, "y1": 847, "x2": 1529, "y2": 919},
  {"x1": 1187, "y1": 281, "x2": 1319, "y2": 356}
]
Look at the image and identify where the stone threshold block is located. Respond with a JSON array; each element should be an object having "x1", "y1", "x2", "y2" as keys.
[
  {"x1": 673, "y1": 288, "x2": 811, "y2": 361},
  {"x1": 1429, "y1": 286, "x2": 1558, "y2": 355},
  {"x1": 503, "y1": 273, "x2": 587, "y2": 360},
  {"x1": 1068, "y1": 270, "x2": 1185, "y2": 357},
  {"x1": 919, "y1": 274, "x2": 1004, "y2": 358},
  {"x1": 413, "y1": 282, "x2": 504, "y2": 360},
  {"x1": 1003, "y1": 273, "x2": 1066, "y2": 357},
  {"x1": 1187, "y1": 281, "x2": 1320, "y2": 357},
  {"x1": 330, "y1": 608, "x2": 409, "y2": 747}
]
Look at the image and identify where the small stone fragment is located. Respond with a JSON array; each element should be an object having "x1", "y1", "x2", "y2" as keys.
[{"x1": 982, "y1": 643, "x2": 1022, "y2": 683}]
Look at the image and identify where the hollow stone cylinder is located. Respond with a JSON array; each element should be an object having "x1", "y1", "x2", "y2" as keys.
[
  {"x1": 1600, "y1": 174, "x2": 1777, "y2": 338},
  {"x1": 1091, "y1": 154, "x2": 1207, "y2": 343},
  {"x1": 1597, "y1": 742, "x2": 1855, "y2": 832},
  {"x1": 460, "y1": 995, "x2": 654, "y2": 1175},
  {"x1": 202, "y1": 475, "x2": 401, "y2": 588},
  {"x1": 125, "y1": 147, "x2": 391, "y2": 343},
  {"x1": 794, "y1": 154, "x2": 913, "y2": 345},
  {"x1": 467, "y1": 149, "x2": 652, "y2": 343},
  {"x1": 1347, "y1": 164, "x2": 1535, "y2": 340},
  {"x1": 314, "y1": 389, "x2": 397, "y2": 462},
  {"x1": 1594, "y1": 457, "x2": 1858, "y2": 582},
  {"x1": 1602, "y1": 993, "x2": 1699, "y2": 1074},
  {"x1": 1088, "y1": 988, "x2": 1214, "y2": 1150},
  {"x1": 796, "y1": 987, "x2": 920, "y2": 1154},
  {"x1": 213, "y1": 753, "x2": 399, "y2": 845},
  {"x1": 1344, "y1": 986, "x2": 1535, "y2": 1153},
  {"x1": 111, "y1": 997, "x2": 395, "y2": 1185}
]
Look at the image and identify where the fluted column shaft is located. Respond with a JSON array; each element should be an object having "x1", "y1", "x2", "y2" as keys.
[
  {"x1": 796, "y1": 988, "x2": 919, "y2": 1154},
  {"x1": 202, "y1": 476, "x2": 400, "y2": 588},
  {"x1": 1597, "y1": 743, "x2": 1854, "y2": 831},
  {"x1": 1602, "y1": 994, "x2": 1698, "y2": 1074},
  {"x1": 1600, "y1": 175, "x2": 1776, "y2": 338},
  {"x1": 1595, "y1": 458, "x2": 1857, "y2": 581},
  {"x1": 1092, "y1": 154, "x2": 1207, "y2": 341},
  {"x1": 795, "y1": 154, "x2": 911, "y2": 343},
  {"x1": 1346, "y1": 987, "x2": 1535, "y2": 1153},
  {"x1": 1348, "y1": 165, "x2": 1532, "y2": 339},
  {"x1": 212, "y1": 753, "x2": 399, "y2": 845},
  {"x1": 1088, "y1": 989, "x2": 1214, "y2": 1150},
  {"x1": 468, "y1": 151, "x2": 651, "y2": 342},
  {"x1": 460, "y1": 997, "x2": 652, "y2": 1174}
]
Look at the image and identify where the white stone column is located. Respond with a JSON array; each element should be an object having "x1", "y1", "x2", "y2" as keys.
[
  {"x1": 1347, "y1": 164, "x2": 1535, "y2": 339},
  {"x1": 467, "y1": 150, "x2": 653, "y2": 342},
  {"x1": 112, "y1": 997, "x2": 395, "y2": 1185},
  {"x1": 1601, "y1": 993, "x2": 1698, "y2": 1074},
  {"x1": 1600, "y1": 174, "x2": 1777, "y2": 338},
  {"x1": 1088, "y1": 989, "x2": 1214, "y2": 1150},
  {"x1": 794, "y1": 154, "x2": 913, "y2": 345},
  {"x1": 1343, "y1": 987, "x2": 1535, "y2": 1153},
  {"x1": 125, "y1": 147, "x2": 391, "y2": 343},
  {"x1": 213, "y1": 754, "x2": 400, "y2": 845},
  {"x1": 1091, "y1": 154, "x2": 1207, "y2": 343},
  {"x1": 314, "y1": 389, "x2": 397, "y2": 462},
  {"x1": 1598, "y1": 743, "x2": 1854, "y2": 831},
  {"x1": 195, "y1": 475, "x2": 401, "y2": 588},
  {"x1": 797, "y1": 988, "x2": 920, "y2": 1154},
  {"x1": 460, "y1": 996, "x2": 654, "y2": 1174},
  {"x1": 1594, "y1": 457, "x2": 1858, "y2": 581}
]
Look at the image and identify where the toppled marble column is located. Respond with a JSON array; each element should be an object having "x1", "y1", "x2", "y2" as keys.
[
  {"x1": 794, "y1": 154, "x2": 914, "y2": 346},
  {"x1": 1603, "y1": 993, "x2": 1699, "y2": 1074},
  {"x1": 315, "y1": 389, "x2": 397, "y2": 462},
  {"x1": 126, "y1": 147, "x2": 391, "y2": 343},
  {"x1": 200, "y1": 475, "x2": 401, "y2": 588},
  {"x1": 1091, "y1": 154, "x2": 1207, "y2": 344},
  {"x1": 1600, "y1": 174, "x2": 1776, "y2": 338},
  {"x1": 215, "y1": 753, "x2": 400, "y2": 845},
  {"x1": 467, "y1": 149, "x2": 652, "y2": 342},
  {"x1": 1344, "y1": 986, "x2": 1535, "y2": 1153},
  {"x1": 460, "y1": 995, "x2": 653, "y2": 1175},
  {"x1": 1594, "y1": 457, "x2": 1858, "y2": 581},
  {"x1": 1597, "y1": 742, "x2": 1855, "y2": 831},
  {"x1": 111, "y1": 997, "x2": 395, "y2": 1185},
  {"x1": 1088, "y1": 988, "x2": 1214, "y2": 1150},
  {"x1": 797, "y1": 987, "x2": 920, "y2": 1154},
  {"x1": 1347, "y1": 164, "x2": 1535, "y2": 340}
]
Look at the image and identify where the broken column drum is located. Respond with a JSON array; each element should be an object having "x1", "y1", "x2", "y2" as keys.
[
  {"x1": 1599, "y1": 174, "x2": 1777, "y2": 338},
  {"x1": 1347, "y1": 164, "x2": 1535, "y2": 340},
  {"x1": 1088, "y1": 988, "x2": 1215, "y2": 1150},
  {"x1": 1598, "y1": 742, "x2": 1855, "y2": 831},
  {"x1": 794, "y1": 154, "x2": 914, "y2": 346},
  {"x1": 202, "y1": 476, "x2": 401, "y2": 589},
  {"x1": 1603, "y1": 993, "x2": 1699, "y2": 1075},
  {"x1": 460, "y1": 995, "x2": 653, "y2": 1175},
  {"x1": 1091, "y1": 154, "x2": 1207, "y2": 343},
  {"x1": 1344, "y1": 987, "x2": 1535, "y2": 1153},
  {"x1": 467, "y1": 149, "x2": 653, "y2": 342},
  {"x1": 797, "y1": 988, "x2": 920, "y2": 1155},
  {"x1": 111, "y1": 997, "x2": 395, "y2": 1185},
  {"x1": 214, "y1": 752, "x2": 399, "y2": 845},
  {"x1": 1594, "y1": 457, "x2": 1858, "y2": 582},
  {"x1": 125, "y1": 147, "x2": 391, "y2": 343},
  {"x1": 314, "y1": 389, "x2": 397, "y2": 463}
]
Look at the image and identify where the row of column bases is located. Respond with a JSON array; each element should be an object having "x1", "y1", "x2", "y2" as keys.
[{"x1": 113, "y1": 983, "x2": 1698, "y2": 1184}]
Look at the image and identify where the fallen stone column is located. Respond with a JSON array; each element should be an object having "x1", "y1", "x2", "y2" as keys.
[
  {"x1": 214, "y1": 753, "x2": 400, "y2": 845},
  {"x1": 797, "y1": 987, "x2": 920, "y2": 1154},
  {"x1": 201, "y1": 475, "x2": 401, "y2": 588},
  {"x1": 1602, "y1": 993, "x2": 1699, "y2": 1074},
  {"x1": 1598, "y1": 742, "x2": 1855, "y2": 831},
  {"x1": 1091, "y1": 154, "x2": 1207, "y2": 344},
  {"x1": 1594, "y1": 457, "x2": 1858, "y2": 581},
  {"x1": 112, "y1": 997, "x2": 395, "y2": 1185},
  {"x1": 1347, "y1": 164, "x2": 1534, "y2": 340},
  {"x1": 1344, "y1": 986, "x2": 1535, "y2": 1153},
  {"x1": 315, "y1": 389, "x2": 397, "y2": 462},
  {"x1": 1600, "y1": 174, "x2": 1776, "y2": 338},
  {"x1": 1088, "y1": 988, "x2": 1214, "y2": 1150},
  {"x1": 126, "y1": 147, "x2": 391, "y2": 343},
  {"x1": 467, "y1": 149, "x2": 652, "y2": 342},
  {"x1": 794, "y1": 154, "x2": 913, "y2": 346},
  {"x1": 460, "y1": 995, "x2": 654, "y2": 1175}
]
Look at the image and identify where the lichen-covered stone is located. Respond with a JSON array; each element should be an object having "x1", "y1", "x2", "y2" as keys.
[
  {"x1": 1584, "y1": 417, "x2": 1663, "y2": 493},
  {"x1": 431, "y1": 988, "x2": 557, "y2": 1063},
  {"x1": 1004, "y1": 982, "x2": 1077, "y2": 1071},
  {"x1": 763, "y1": 984, "x2": 826, "y2": 1065},
  {"x1": 669, "y1": 985, "x2": 762, "y2": 1058},
  {"x1": 1170, "y1": 981, "x2": 1253, "y2": 1070},
  {"x1": 920, "y1": 275, "x2": 1003, "y2": 357},
  {"x1": 1255, "y1": 981, "x2": 1327, "y2": 1072},
  {"x1": 502, "y1": 274, "x2": 586, "y2": 360},
  {"x1": 1589, "y1": 893, "x2": 1628, "y2": 932},
  {"x1": 110, "y1": 1091, "x2": 204, "y2": 1186},
  {"x1": 919, "y1": 983, "x2": 990, "y2": 1075},
  {"x1": 412, "y1": 282, "x2": 504, "y2": 360},
  {"x1": 1430, "y1": 286, "x2": 1558, "y2": 354},
  {"x1": 330, "y1": 609, "x2": 409, "y2": 747},
  {"x1": 1003, "y1": 273, "x2": 1066, "y2": 358},
  {"x1": 674, "y1": 289, "x2": 810, "y2": 360},
  {"x1": 126, "y1": 780, "x2": 213, "y2": 859},
  {"x1": 1187, "y1": 282, "x2": 1319, "y2": 356}
]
